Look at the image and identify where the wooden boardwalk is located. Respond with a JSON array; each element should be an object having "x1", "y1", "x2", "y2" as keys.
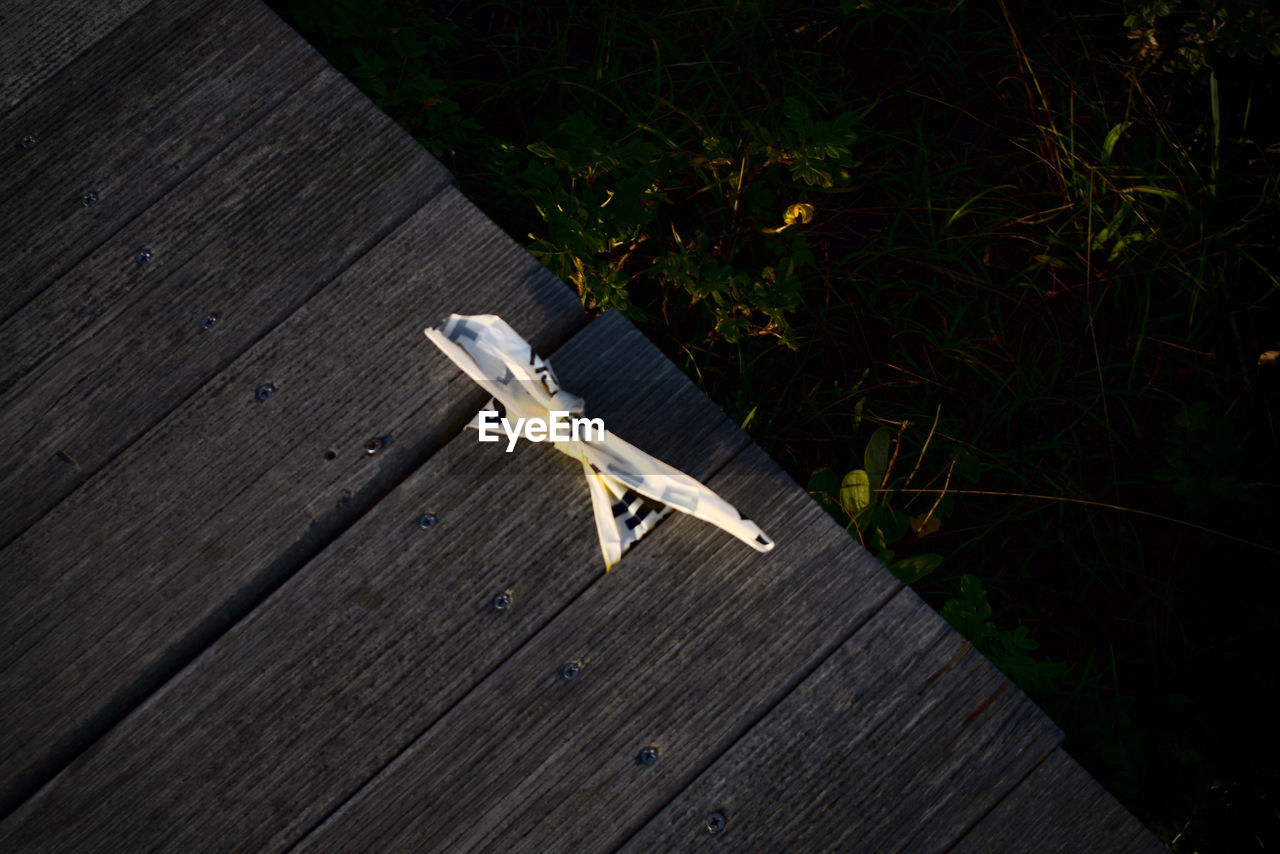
[{"x1": 0, "y1": 1, "x2": 1165, "y2": 851}]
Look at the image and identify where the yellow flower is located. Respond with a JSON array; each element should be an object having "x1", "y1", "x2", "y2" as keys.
[{"x1": 783, "y1": 203, "x2": 814, "y2": 226}]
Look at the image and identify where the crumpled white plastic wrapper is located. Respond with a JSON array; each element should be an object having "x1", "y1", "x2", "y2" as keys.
[{"x1": 425, "y1": 314, "x2": 775, "y2": 569}]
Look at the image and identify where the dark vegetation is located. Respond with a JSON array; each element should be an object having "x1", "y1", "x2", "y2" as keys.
[{"x1": 271, "y1": 0, "x2": 1280, "y2": 848}]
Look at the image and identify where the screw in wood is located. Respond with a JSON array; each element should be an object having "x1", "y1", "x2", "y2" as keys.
[
  {"x1": 81, "y1": 190, "x2": 98, "y2": 206},
  {"x1": 202, "y1": 313, "x2": 218, "y2": 330},
  {"x1": 20, "y1": 134, "x2": 36, "y2": 149},
  {"x1": 492, "y1": 590, "x2": 512, "y2": 610},
  {"x1": 637, "y1": 746, "x2": 659, "y2": 766},
  {"x1": 561, "y1": 660, "x2": 581, "y2": 680},
  {"x1": 417, "y1": 513, "x2": 438, "y2": 530},
  {"x1": 705, "y1": 811, "x2": 726, "y2": 834},
  {"x1": 365, "y1": 436, "x2": 384, "y2": 454},
  {"x1": 136, "y1": 249, "x2": 152, "y2": 267},
  {"x1": 255, "y1": 383, "x2": 275, "y2": 401}
]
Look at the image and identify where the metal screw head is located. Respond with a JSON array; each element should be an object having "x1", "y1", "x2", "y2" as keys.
[
  {"x1": 136, "y1": 249, "x2": 152, "y2": 267},
  {"x1": 417, "y1": 513, "x2": 437, "y2": 530},
  {"x1": 255, "y1": 383, "x2": 276, "y2": 401},
  {"x1": 202, "y1": 313, "x2": 218, "y2": 330},
  {"x1": 20, "y1": 134, "x2": 36, "y2": 149},
  {"x1": 706, "y1": 810, "x2": 727, "y2": 835},
  {"x1": 561, "y1": 660, "x2": 582, "y2": 680},
  {"x1": 492, "y1": 590, "x2": 512, "y2": 610},
  {"x1": 637, "y1": 746, "x2": 659, "y2": 766},
  {"x1": 81, "y1": 190, "x2": 99, "y2": 207},
  {"x1": 365, "y1": 436, "x2": 384, "y2": 454}
]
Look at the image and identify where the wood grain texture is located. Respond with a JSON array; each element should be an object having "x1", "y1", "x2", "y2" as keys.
[
  {"x1": 0, "y1": 311, "x2": 750, "y2": 852},
  {"x1": 287, "y1": 441, "x2": 902, "y2": 853},
  {"x1": 0, "y1": 0, "x2": 154, "y2": 112},
  {"x1": 617, "y1": 587, "x2": 1062, "y2": 854},
  {"x1": 951, "y1": 748, "x2": 1167, "y2": 853},
  {"x1": 0, "y1": 186, "x2": 582, "y2": 819},
  {"x1": 0, "y1": 0, "x2": 326, "y2": 322},
  {"x1": 0, "y1": 64, "x2": 453, "y2": 548}
]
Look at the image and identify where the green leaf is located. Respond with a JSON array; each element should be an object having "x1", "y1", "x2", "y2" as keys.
[
  {"x1": 1107, "y1": 231, "x2": 1152, "y2": 262},
  {"x1": 1012, "y1": 625, "x2": 1039, "y2": 650},
  {"x1": 863, "y1": 426, "x2": 891, "y2": 495},
  {"x1": 807, "y1": 477, "x2": 844, "y2": 524},
  {"x1": 839, "y1": 469, "x2": 872, "y2": 516},
  {"x1": 1121, "y1": 184, "x2": 1192, "y2": 209},
  {"x1": 808, "y1": 468, "x2": 839, "y2": 496},
  {"x1": 888, "y1": 552, "x2": 943, "y2": 583},
  {"x1": 782, "y1": 96, "x2": 811, "y2": 126},
  {"x1": 1100, "y1": 121, "x2": 1133, "y2": 165},
  {"x1": 873, "y1": 506, "x2": 910, "y2": 546},
  {"x1": 1090, "y1": 200, "x2": 1132, "y2": 251},
  {"x1": 392, "y1": 26, "x2": 428, "y2": 58},
  {"x1": 790, "y1": 159, "x2": 833, "y2": 188},
  {"x1": 352, "y1": 47, "x2": 386, "y2": 77},
  {"x1": 526, "y1": 141, "x2": 557, "y2": 161},
  {"x1": 937, "y1": 490, "x2": 956, "y2": 520},
  {"x1": 960, "y1": 573, "x2": 990, "y2": 614},
  {"x1": 942, "y1": 573, "x2": 993, "y2": 632}
]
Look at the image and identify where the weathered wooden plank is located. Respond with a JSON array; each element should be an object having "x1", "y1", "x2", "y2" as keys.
[
  {"x1": 617, "y1": 587, "x2": 1062, "y2": 853},
  {"x1": 0, "y1": 0, "x2": 326, "y2": 321},
  {"x1": 0, "y1": 64, "x2": 454, "y2": 548},
  {"x1": 0, "y1": 0, "x2": 153, "y2": 113},
  {"x1": 951, "y1": 748, "x2": 1166, "y2": 853},
  {"x1": 284, "y1": 442, "x2": 903, "y2": 853},
  {"x1": 0, "y1": 311, "x2": 750, "y2": 851},
  {"x1": 0, "y1": 186, "x2": 582, "y2": 819}
]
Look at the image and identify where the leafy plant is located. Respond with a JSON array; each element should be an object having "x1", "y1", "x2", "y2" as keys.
[
  {"x1": 808, "y1": 416, "x2": 945, "y2": 585},
  {"x1": 514, "y1": 98, "x2": 856, "y2": 344},
  {"x1": 1153, "y1": 401, "x2": 1248, "y2": 518},
  {"x1": 810, "y1": 421, "x2": 1065, "y2": 695},
  {"x1": 278, "y1": 0, "x2": 479, "y2": 156},
  {"x1": 940, "y1": 574, "x2": 1069, "y2": 696},
  {"x1": 1125, "y1": 0, "x2": 1280, "y2": 70}
]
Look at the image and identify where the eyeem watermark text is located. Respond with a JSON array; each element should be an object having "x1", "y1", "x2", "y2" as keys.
[{"x1": 477, "y1": 410, "x2": 605, "y2": 452}]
